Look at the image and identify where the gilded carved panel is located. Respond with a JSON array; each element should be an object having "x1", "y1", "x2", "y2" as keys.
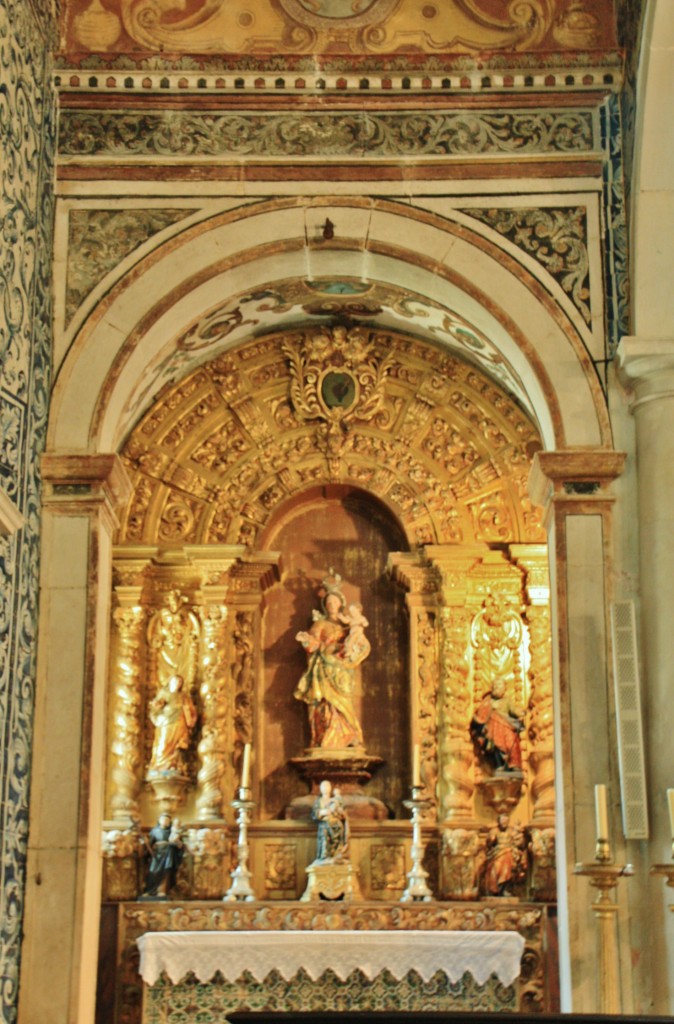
[{"x1": 118, "y1": 327, "x2": 545, "y2": 550}]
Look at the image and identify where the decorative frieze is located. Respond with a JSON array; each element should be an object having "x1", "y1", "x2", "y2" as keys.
[{"x1": 58, "y1": 108, "x2": 597, "y2": 160}]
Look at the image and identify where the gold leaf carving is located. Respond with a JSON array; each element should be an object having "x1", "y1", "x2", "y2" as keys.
[
  {"x1": 264, "y1": 843, "x2": 298, "y2": 893},
  {"x1": 109, "y1": 606, "x2": 146, "y2": 820},
  {"x1": 370, "y1": 844, "x2": 406, "y2": 894},
  {"x1": 118, "y1": 329, "x2": 543, "y2": 548}
]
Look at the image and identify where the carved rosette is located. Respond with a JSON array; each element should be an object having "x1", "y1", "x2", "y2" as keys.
[
  {"x1": 109, "y1": 606, "x2": 145, "y2": 821},
  {"x1": 196, "y1": 603, "x2": 229, "y2": 821},
  {"x1": 438, "y1": 606, "x2": 474, "y2": 822},
  {"x1": 525, "y1": 605, "x2": 555, "y2": 823},
  {"x1": 440, "y1": 827, "x2": 485, "y2": 901}
]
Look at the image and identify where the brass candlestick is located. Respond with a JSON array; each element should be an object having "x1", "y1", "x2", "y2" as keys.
[
  {"x1": 223, "y1": 786, "x2": 256, "y2": 902},
  {"x1": 401, "y1": 786, "x2": 433, "y2": 902},
  {"x1": 574, "y1": 841, "x2": 633, "y2": 1013},
  {"x1": 650, "y1": 845, "x2": 674, "y2": 909}
]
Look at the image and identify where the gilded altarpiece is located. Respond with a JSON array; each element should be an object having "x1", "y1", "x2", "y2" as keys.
[{"x1": 102, "y1": 328, "x2": 555, "y2": 1015}]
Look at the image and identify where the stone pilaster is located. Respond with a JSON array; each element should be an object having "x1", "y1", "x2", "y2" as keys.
[
  {"x1": 529, "y1": 447, "x2": 626, "y2": 1010},
  {"x1": 618, "y1": 336, "x2": 674, "y2": 1009},
  {"x1": 20, "y1": 453, "x2": 131, "y2": 1024}
]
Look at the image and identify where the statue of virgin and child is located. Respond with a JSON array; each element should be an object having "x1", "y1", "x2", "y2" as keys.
[{"x1": 293, "y1": 571, "x2": 370, "y2": 751}]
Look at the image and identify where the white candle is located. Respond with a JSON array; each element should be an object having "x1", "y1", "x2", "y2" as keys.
[
  {"x1": 241, "y1": 743, "x2": 252, "y2": 788},
  {"x1": 412, "y1": 743, "x2": 421, "y2": 788},
  {"x1": 667, "y1": 788, "x2": 674, "y2": 840},
  {"x1": 594, "y1": 784, "x2": 609, "y2": 841}
]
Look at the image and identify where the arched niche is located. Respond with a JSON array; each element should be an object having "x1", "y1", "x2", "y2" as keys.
[
  {"x1": 258, "y1": 484, "x2": 410, "y2": 819},
  {"x1": 105, "y1": 326, "x2": 553, "y2": 863}
]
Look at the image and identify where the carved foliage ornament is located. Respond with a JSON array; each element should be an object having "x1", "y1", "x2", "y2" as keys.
[
  {"x1": 283, "y1": 326, "x2": 393, "y2": 470},
  {"x1": 118, "y1": 329, "x2": 544, "y2": 549}
]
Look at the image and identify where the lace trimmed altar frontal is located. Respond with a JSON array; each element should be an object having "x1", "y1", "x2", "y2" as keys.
[{"x1": 137, "y1": 930, "x2": 525, "y2": 988}]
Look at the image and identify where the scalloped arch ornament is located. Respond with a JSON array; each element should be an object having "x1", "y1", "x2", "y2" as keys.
[{"x1": 118, "y1": 326, "x2": 545, "y2": 549}]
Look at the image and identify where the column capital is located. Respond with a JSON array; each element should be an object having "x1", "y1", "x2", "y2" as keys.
[
  {"x1": 617, "y1": 336, "x2": 674, "y2": 407},
  {"x1": 41, "y1": 451, "x2": 132, "y2": 527},
  {"x1": 528, "y1": 448, "x2": 626, "y2": 517}
]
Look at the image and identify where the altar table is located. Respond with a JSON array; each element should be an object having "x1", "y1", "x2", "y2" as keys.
[{"x1": 137, "y1": 929, "x2": 526, "y2": 988}]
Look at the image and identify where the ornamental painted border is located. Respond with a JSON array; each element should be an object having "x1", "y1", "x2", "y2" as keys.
[{"x1": 57, "y1": 108, "x2": 598, "y2": 159}]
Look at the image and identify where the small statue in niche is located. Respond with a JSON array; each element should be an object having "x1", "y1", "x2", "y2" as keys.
[
  {"x1": 313, "y1": 779, "x2": 349, "y2": 863},
  {"x1": 140, "y1": 813, "x2": 185, "y2": 899},
  {"x1": 294, "y1": 571, "x2": 369, "y2": 750},
  {"x1": 470, "y1": 676, "x2": 525, "y2": 773},
  {"x1": 483, "y1": 814, "x2": 527, "y2": 897},
  {"x1": 148, "y1": 673, "x2": 197, "y2": 775}
]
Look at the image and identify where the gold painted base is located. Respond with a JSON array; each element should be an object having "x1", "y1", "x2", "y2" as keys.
[{"x1": 301, "y1": 859, "x2": 363, "y2": 902}]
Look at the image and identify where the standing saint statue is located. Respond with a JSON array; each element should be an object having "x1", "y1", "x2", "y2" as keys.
[
  {"x1": 140, "y1": 813, "x2": 185, "y2": 898},
  {"x1": 294, "y1": 571, "x2": 369, "y2": 750},
  {"x1": 148, "y1": 673, "x2": 197, "y2": 775},
  {"x1": 483, "y1": 814, "x2": 527, "y2": 896},
  {"x1": 470, "y1": 676, "x2": 525, "y2": 772}
]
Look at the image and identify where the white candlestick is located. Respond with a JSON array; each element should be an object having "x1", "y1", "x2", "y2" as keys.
[
  {"x1": 667, "y1": 788, "x2": 674, "y2": 840},
  {"x1": 241, "y1": 743, "x2": 252, "y2": 789},
  {"x1": 595, "y1": 784, "x2": 609, "y2": 841},
  {"x1": 412, "y1": 743, "x2": 421, "y2": 788}
]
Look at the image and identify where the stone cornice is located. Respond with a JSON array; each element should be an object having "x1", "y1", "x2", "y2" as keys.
[
  {"x1": 54, "y1": 65, "x2": 622, "y2": 97},
  {"x1": 528, "y1": 448, "x2": 627, "y2": 512},
  {"x1": 41, "y1": 452, "x2": 133, "y2": 522}
]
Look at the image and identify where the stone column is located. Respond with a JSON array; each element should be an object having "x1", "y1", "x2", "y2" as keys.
[
  {"x1": 19, "y1": 453, "x2": 131, "y2": 1024},
  {"x1": 618, "y1": 337, "x2": 674, "y2": 1011},
  {"x1": 108, "y1": 595, "x2": 146, "y2": 823},
  {"x1": 529, "y1": 448, "x2": 626, "y2": 1011}
]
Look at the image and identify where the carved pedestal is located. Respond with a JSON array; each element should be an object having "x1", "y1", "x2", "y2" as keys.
[
  {"x1": 145, "y1": 770, "x2": 191, "y2": 814},
  {"x1": 301, "y1": 860, "x2": 363, "y2": 902}
]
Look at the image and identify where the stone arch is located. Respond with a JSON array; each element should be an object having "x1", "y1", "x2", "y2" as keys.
[
  {"x1": 29, "y1": 194, "x2": 622, "y2": 1022},
  {"x1": 48, "y1": 197, "x2": 611, "y2": 455}
]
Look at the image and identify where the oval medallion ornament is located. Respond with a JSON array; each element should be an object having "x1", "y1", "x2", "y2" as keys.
[
  {"x1": 321, "y1": 370, "x2": 357, "y2": 411},
  {"x1": 280, "y1": 0, "x2": 399, "y2": 28}
]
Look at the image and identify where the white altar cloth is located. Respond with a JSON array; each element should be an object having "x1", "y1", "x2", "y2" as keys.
[{"x1": 137, "y1": 930, "x2": 525, "y2": 988}]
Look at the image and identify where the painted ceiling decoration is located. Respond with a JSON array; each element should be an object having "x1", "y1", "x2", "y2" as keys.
[
  {"x1": 118, "y1": 326, "x2": 545, "y2": 550},
  {"x1": 64, "y1": 0, "x2": 615, "y2": 56},
  {"x1": 116, "y1": 275, "x2": 534, "y2": 436}
]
